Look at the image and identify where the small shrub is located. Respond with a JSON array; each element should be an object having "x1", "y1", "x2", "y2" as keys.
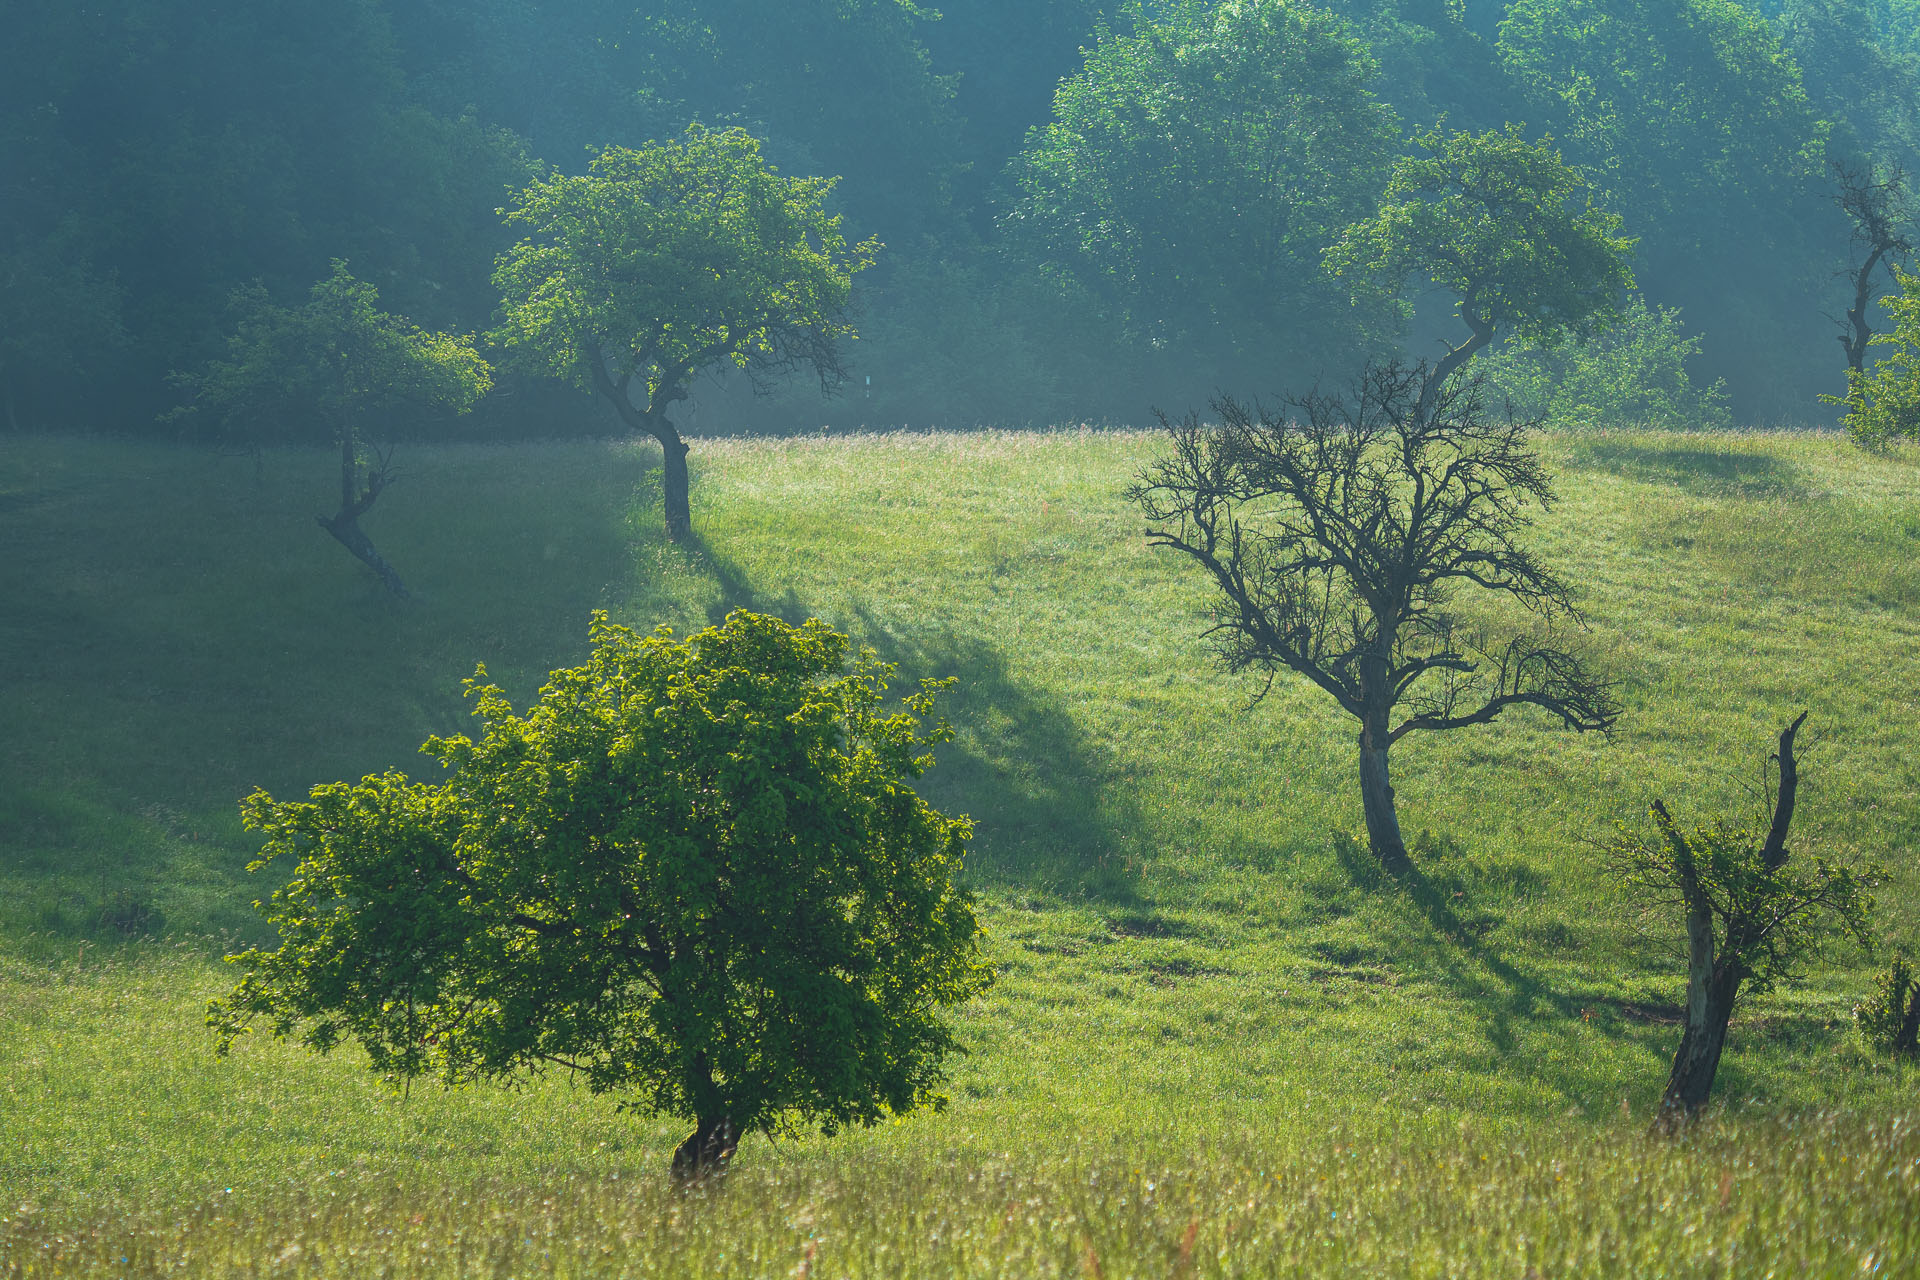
[
  {"x1": 1478, "y1": 297, "x2": 1732, "y2": 429},
  {"x1": 1854, "y1": 951, "x2": 1920, "y2": 1056}
]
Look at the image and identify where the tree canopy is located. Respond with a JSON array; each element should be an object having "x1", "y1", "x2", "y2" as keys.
[
  {"x1": 494, "y1": 125, "x2": 877, "y2": 539},
  {"x1": 211, "y1": 610, "x2": 990, "y2": 1177},
  {"x1": 168, "y1": 261, "x2": 491, "y2": 595},
  {"x1": 1326, "y1": 125, "x2": 1636, "y2": 420},
  {"x1": 10, "y1": 0, "x2": 1920, "y2": 428},
  {"x1": 1005, "y1": 0, "x2": 1402, "y2": 386}
]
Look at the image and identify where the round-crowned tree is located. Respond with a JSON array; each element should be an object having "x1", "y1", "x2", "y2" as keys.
[
  {"x1": 210, "y1": 611, "x2": 990, "y2": 1179},
  {"x1": 494, "y1": 125, "x2": 878, "y2": 542}
]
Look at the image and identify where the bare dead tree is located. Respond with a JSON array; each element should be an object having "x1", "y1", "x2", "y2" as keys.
[
  {"x1": 1612, "y1": 714, "x2": 1879, "y2": 1132},
  {"x1": 1831, "y1": 160, "x2": 1914, "y2": 377},
  {"x1": 1129, "y1": 362, "x2": 1619, "y2": 873}
]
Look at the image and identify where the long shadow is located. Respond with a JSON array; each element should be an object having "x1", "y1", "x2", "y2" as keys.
[
  {"x1": 1, "y1": 442, "x2": 655, "y2": 949},
  {"x1": 688, "y1": 534, "x2": 1142, "y2": 903},
  {"x1": 1560, "y1": 439, "x2": 1811, "y2": 501},
  {"x1": 1329, "y1": 833, "x2": 1670, "y2": 1066}
]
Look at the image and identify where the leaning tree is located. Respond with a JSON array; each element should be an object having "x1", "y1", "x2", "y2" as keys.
[
  {"x1": 210, "y1": 610, "x2": 989, "y2": 1179},
  {"x1": 168, "y1": 261, "x2": 491, "y2": 597},
  {"x1": 1130, "y1": 364, "x2": 1619, "y2": 872},
  {"x1": 1611, "y1": 714, "x2": 1878, "y2": 1131},
  {"x1": 1326, "y1": 124, "x2": 1635, "y2": 426},
  {"x1": 494, "y1": 125, "x2": 878, "y2": 542}
]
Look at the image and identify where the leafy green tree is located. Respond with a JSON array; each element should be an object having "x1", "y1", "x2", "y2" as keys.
[
  {"x1": 1830, "y1": 264, "x2": 1920, "y2": 447},
  {"x1": 1004, "y1": 0, "x2": 1402, "y2": 387},
  {"x1": 1497, "y1": 0, "x2": 1827, "y2": 417},
  {"x1": 211, "y1": 611, "x2": 989, "y2": 1179},
  {"x1": 1327, "y1": 124, "x2": 1635, "y2": 426},
  {"x1": 1610, "y1": 716, "x2": 1878, "y2": 1129},
  {"x1": 169, "y1": 262, "x2": 491, "y2": 597},
  {"x1": 495, "y1": 125, "x2": 877, "y2": 542},
  {"x1": 1475, "y1": 297, "x2": 1731, "y2": 429}
]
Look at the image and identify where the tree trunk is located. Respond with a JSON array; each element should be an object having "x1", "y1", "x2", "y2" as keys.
[
  {"x1": 317, "y1": 510, "x2": 410, "y2": 598},
  {"x1": 1415, "y1": 310, "x2": 1494, "y2": 427},
  {"x1": 1896, "y1": 984, "x2": 1920, "y2": 1056},
  {"x1": 660, "y1": 432, "x2": 692, "y2": 543},
  {"x1": 586, "y1": 358, "x2": 696, "y2": 542},
  {"x1": 1358, "y1": 720, "x2": 1411, "y2": 874},
  {"x1": 1653, "y1": 943, "x2": 1742, "y2": 1131},
  {"x1": 318, "y1": 433, "x2": 409, "y2": 598},
  {"x1": 1843, "y1": 245, "x2": 1889, "y2": 375},
  {"x1": 670, "y1": 1115, "x2": 737, "y2": 1182}
]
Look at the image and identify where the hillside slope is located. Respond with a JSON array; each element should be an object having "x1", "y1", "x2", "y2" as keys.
[{"x1": 1, "y1": 429, "x2": 1916, "y2": 1214}]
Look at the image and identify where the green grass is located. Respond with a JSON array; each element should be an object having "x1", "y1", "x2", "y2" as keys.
[{"x1": 1, "y1": 428, "x2": 1917, "y2": 1273}]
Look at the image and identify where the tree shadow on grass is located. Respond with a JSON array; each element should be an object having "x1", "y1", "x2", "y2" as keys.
[
  {"x1": 688, "y1": 535, "x2": 1142, "y2": 904},
  {"x1": 1560, "y1": 440, "x2": 1812, "y2": 501},
  {"x1": 0, "y1": 442, "x2": 659, "y2": 951},
  {"x1": 1328, "y1": 832, "x2": 1676, "y2": 1093}
]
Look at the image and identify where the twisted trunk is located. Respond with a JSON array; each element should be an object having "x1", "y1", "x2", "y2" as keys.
[
  {"x1": 1650, "y1": 714, "x2": 1804, "y2": 1132},
  {"x1": 318, "y1": 433, "x2": 409, "y2": 598},
  {"x1": 1653, "y1": 938, "x2": 1743, "y2": 1132},
  {"x1": 1842, "y1": 244, "x2": 1890, "y2": 375}
]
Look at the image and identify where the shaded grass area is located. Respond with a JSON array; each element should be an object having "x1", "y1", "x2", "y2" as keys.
[{"x1": 2, "y1": 428, "x2": 1918, "y2": 1258}]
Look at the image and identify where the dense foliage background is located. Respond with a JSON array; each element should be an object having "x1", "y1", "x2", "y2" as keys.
[{"x1": 5, "y1": 0, "x2": 1915, "y2": 433}]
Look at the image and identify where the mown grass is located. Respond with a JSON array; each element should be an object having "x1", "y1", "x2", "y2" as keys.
[{"x1": 1, "y1": 428, "x2": 1916, "y2": 1272}]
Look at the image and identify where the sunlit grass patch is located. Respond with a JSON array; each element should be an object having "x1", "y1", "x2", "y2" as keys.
[{"x1": 2, "y1": 426, "x2": 1917, "y2": 1261}]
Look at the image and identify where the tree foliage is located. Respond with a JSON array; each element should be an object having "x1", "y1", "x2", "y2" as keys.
[
  {"x1": 1004, "y1": 0, "x2": 1402, "y2": 383},
  {"x1": 168, "y1": 262, "x2": 491, "y2": 595},
  {"x1": 494, "y1": 125, "x2": 877, "y2": 539},
  {"x1": 1854, "y1": 951, "x2": 1920, "y2": 1057},
  {"x1": 1129, "y1": 363, "x2": 1618, "y2": 871},
  {"x1": 1326, "y1": 125, "x2": 1635, "y2": 419},
  {"x1": 1497, "y1": 0, "x2": 1829, "y2": 417},
  {"x1": 1830, "y1": 264, "x2": 1920, "y2": 446},
  {"x1": 1476, "y1": 298, "x2": 1732, "y2": 429},
  {"x1": 211, "y1": 611, "x2": 989, "y2": 1177}
]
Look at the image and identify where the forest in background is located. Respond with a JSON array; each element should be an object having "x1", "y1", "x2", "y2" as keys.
[{"x1": 4, "y1": 0, "x2": 1918, "y2": 436}]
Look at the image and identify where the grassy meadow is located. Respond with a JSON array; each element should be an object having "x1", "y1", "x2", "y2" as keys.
[{"x1": 1, "y1": 427, "x2": 1917, "y2": 1275}]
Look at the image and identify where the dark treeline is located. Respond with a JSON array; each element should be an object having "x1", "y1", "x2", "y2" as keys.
[{"x1": 5, "y1": 0, "x2": 1918, "y2": 435}]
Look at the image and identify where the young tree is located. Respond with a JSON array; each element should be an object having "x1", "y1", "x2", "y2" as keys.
[
  {"x1": 169, "y1": 262, "x2": 491, "y2": 598},
  {"x1": 1610, "y1": 715, "x2": 1878, "y2": 1130},
  {"x1": 1829, "y1": 159, "x2": 1914, "y2": 378},
  {"x1": 210, "y1": 611, "x2": 989, "y2": 1180},
  {"x1": 1129, "y1": 363, "x2": 1619, "y2": 873},
  {"x1": 494, "y1": 125, "x2": 878, "y2": 542},
  {"x1": 1829, "y1": 264, "x2": 1920, "y2": 447},
  {"x1": 1326, "y1": 124, "x2": 1635, "y2": 427}
]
